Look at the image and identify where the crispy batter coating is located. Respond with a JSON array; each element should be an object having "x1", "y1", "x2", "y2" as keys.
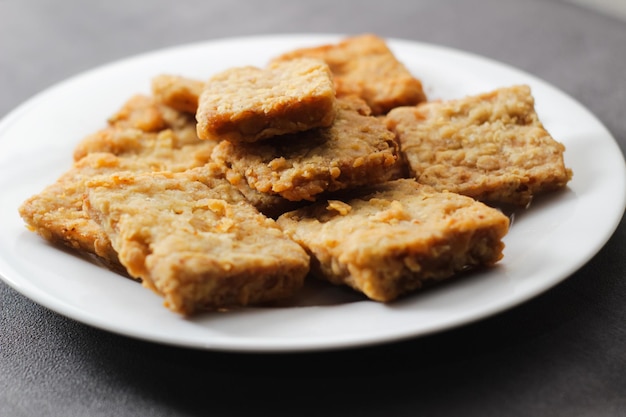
[
  {"x1": 196, "y1": 58, "x2": 337, "y2": 143},
  {"x1": 74, "y1": 94, "x2": 204, "y2": 161},
  {"x1": 211, "y1": 96, "x2": 401, "y2": 201},
  {"x1": 220, "y1": 167, "x2": 308, "y2": 218},
  {"x1": 151, "y1": 74, "x2": 204, "y2": 114},
  {"x1": 386, "y1": 85, "x2": 573, "y2": 206},
  {"x1": 18, "y1": 153, "x2": 146, "y2": 272},
  {"x1": 273, "y1": 34, "x2": 427, "y2": 115},
  {"x1": 84, "y1": 166, "x2": 310, "y2": 315},
  {"x1": 21, "y1": 93, "x2": 217, "y2": 271},
  {"x1": 277, "y1": 179, "x2": 509, "y2": 302}
]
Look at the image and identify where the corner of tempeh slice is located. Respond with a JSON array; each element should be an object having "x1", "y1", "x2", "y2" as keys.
[{"x1": 18, "y1": 152, "x2": 148, "y2": 273}]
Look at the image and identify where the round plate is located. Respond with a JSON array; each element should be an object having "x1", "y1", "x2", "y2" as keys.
[{"x1": 0, "y1": 34, "x2": 624, "y2": 352}]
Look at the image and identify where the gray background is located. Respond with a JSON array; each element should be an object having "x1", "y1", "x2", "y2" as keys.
[{"x1": 1, "y1": 1, "x2": 625, "y2": 416}]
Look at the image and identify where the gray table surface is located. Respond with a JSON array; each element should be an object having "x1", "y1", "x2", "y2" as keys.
[{"x1": 1, "y1": 0, "x2": 625, "y2": 416}]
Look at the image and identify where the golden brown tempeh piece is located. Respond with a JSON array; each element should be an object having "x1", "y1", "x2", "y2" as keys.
[
  {"x1": 211, "y1": 96, "x2": 401, "y2": 201},
  {"x1": 85, "y1": 165, "x2": 310, "y2": 314},
  {"x1": 386, "y1": 85, "x2": 572, "y2": 206},
  {"x1": 277, "y1": 179, "x2": 510, "y2": 302},
  {"x1": 196, "y1": 58, "x2": 336, "y2": 143}
]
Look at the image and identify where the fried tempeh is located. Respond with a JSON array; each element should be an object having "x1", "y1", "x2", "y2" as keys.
[
  {"x1": 151, "y1": 74, "x2": 204, "y2": 114},
  {"x1": 84, "y1": 165, "x2": 310, "y2": 314},
  {"x1": 273, "y1": 34, "x2": 427, "y2": 115},
  {"x1": 277, "y1": 179, "x2": 509, "y2": 302},
  {"x1": 196, "y1": 58, "x2": 336, "y2": 143},
  {"x1": 386, "y1": 85, "x2": 572, "y2": 206},
  {"x1": 211, "y1": 96, "x2": 401, "y2": 201}
]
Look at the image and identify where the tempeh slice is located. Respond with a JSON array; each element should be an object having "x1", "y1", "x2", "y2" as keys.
[
  {"x1": 277, "y1": 179, "x2": 509, "y2": 302},
  {"x1": 84, "y1": 165, "x2": 310, "y2": 315}
]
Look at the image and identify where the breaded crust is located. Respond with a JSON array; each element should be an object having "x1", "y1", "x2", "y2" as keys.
[
  {"x1": 84, "y1": 166, "x2": 311, "y2": 315},
  {"x1": 211, "y1": 96, "x2": 401, "y2": 201},
  {"x1": 151, "y1": 74, "x2": 204, "y2": 114},
  {"x1": 18, "y1": 153, "x2": 148, "y2": 272},
  {"x1": 273, "y1": 34, "x2": 427, "y2": 115},
  {"x1": 220, "y1": 167, "x2": 309, "y2": 218},
  {"x1": 73, "y1": 92, "x2": 217, "y2": 176},
  {"x1": 75, "y1": 128, "x2": 216, "y2": 173},
  {"x1": 74, "y1": 94, "x2": 204, "y2": 161},
  {"x1": 276, "y1": 179, "x2": 510, "y2": 302},
  {"x1": 386, "y1": 85, "x2": 573, "y2": 206},
  {"x1": 196, "y1": 58, "x2": 337, "y2": 143},
  {"x1": 21, "y1": 92, "x2": 217, "y2": 271}
]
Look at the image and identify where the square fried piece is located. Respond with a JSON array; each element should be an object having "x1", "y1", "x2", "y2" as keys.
[
  {"x1": 276, "y1": 179, "x2": 510, "y2": 302},
  {"x1": 84, "y1": 165, "x2": 311, "y2": 315},
  {"x1": 211, "y1": 96, "x2": 401, "y2": 201},
  {"x1": 273, "y1": 33, "x2": 427, "y2": 115},
  {"x1": 385, "y1": 85, "x2": 573, "y2": 207},
  {"x1": 196, "y1": 58, "x2": 337, "y2": 143}
]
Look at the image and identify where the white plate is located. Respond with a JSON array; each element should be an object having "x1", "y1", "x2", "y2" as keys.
[{"x1": 0, "y1": 34, "x2": 624, "y2": 353}]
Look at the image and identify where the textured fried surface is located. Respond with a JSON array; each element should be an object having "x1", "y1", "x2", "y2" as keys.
[
  {"x1": 18, "y1": 153, "x2": 148, "y2": 271},
  {"x1": 85, "y1": 166, "x2": 310, "y2": 314},
  {"x1": 74, "y1": 94, "x2": 208, "y2": 161},
  {"x1": 21, "y1": 93, "x2": 216, "y2": 270},
  {"x1": 211, "y1": 96, "x2": 401, "y2": 201},
  {"x1": 277, "y1": 179, "x2": 509, "y2": 302},
  {"x1": 220, "y1": 167, "x2": 309, "y2": 218},
  {"x1": 196, "y1": 58, "x2": 336, "y2": 143},
  {"x1": 151, "y1": 74, "x2": 204, "y2": 114},
  {"x1": 273, "y1": 34, "x2": 427, "y2": 115},
  {"x1": 386, "y1": 85, "x2": 573, "y2": 206}
]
